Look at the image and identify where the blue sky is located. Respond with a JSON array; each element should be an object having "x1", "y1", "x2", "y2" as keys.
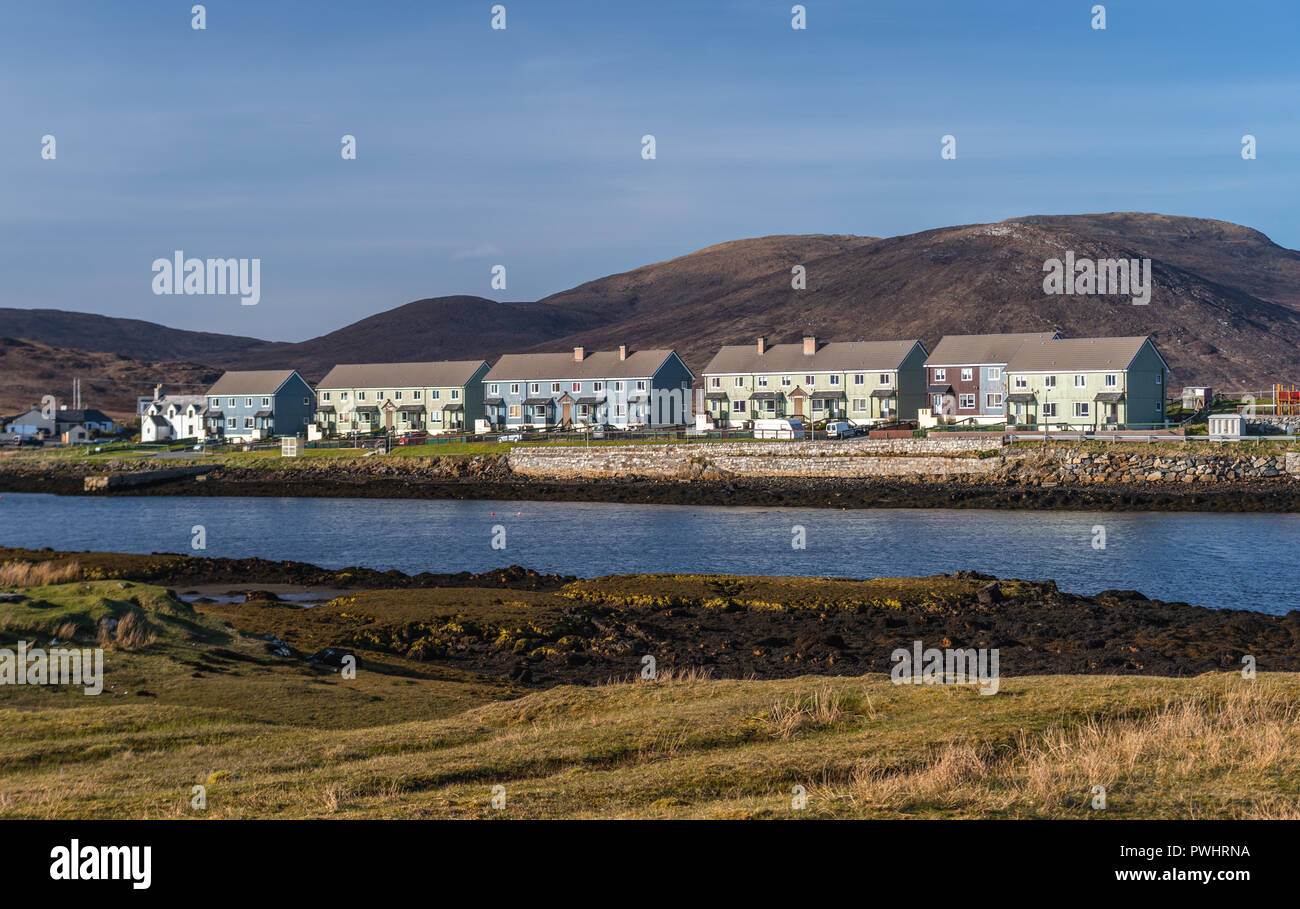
[{"x1": 1, "y1": 1, "x2": 1296, "y2": 341}]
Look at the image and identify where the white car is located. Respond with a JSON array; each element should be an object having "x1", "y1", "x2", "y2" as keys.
[{"x1": 824, "y1": 421, "x2": 857, "y2": 439}]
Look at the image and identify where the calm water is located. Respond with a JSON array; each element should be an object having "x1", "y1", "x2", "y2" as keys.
[{"x1": 1, "y1": 493, "x2": 1296, "y2": 614}]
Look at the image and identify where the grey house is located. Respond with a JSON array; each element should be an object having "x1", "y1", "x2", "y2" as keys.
[
  {"x1": 482, "y1": 345, "x2": 694, "y2": 429},
  {"x1": 5, "y1": 407, "x2": 116, "y2": 439},
  {"x1": 204, "y1": 369, "x2": 315, "y2": 442}
]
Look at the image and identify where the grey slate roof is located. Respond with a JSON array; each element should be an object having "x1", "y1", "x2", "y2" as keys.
[
  {"x1": 317, "y1": 361, "x2": 488, "y2": 389},
  {"x1": 207, "y1": 369, "x2": 301, "y2": 396},
  {"x1": 925, "y1": 332, "x2": 1060, "y2": 367},
  {"x1": 484, "y1": 349, "x2": 683, "y2": 382},
  {"x1": 1006, "y1": 337, "x2": 1159, "y2": 373},
  {"x1": 701, "y1": 340, "x2": 923, "y2": 375}
]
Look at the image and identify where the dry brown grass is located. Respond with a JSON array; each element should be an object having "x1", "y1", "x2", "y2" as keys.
[
  {"x1": 839, "y1": 681, "x2": 1300, "y2": 817},
  {"x1": 0, "y1": 560, "x2": 80, "y2": 587},
  {"x1": 95, "y1": 610, "x2": 156, "y2": 651},
  {"x1": 770, "y1": 686, "x2": 852, "y2": 740}
]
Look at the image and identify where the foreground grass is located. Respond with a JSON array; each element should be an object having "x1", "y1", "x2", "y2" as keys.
[{"x1": 1, "y1": 671, "x2": 1295, "y2": 819}]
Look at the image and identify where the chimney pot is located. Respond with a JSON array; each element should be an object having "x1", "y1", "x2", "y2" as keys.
[
  {"x1": 618, "y1": 345, "x2": 628, "y2": 361},
  {"x1": 802, "y1": 336, "x2": 816, "y2": 356},
  {"x1": 756, "y1": 336, "x2": 767, "y2": 355},
  {"x1": 574, "y1": 346, "x2": 585, "y2": 362}
]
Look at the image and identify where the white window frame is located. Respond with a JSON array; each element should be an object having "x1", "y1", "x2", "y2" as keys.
[
  {"x1": 961, "y1": 368, "x2": 973, "y2": 382},
  {"x1": 958, "y1": 394, "x2": 976, "y2": 410},
  {"x1": 933, "y1": 369, "x2": 946, "y2": 382}
]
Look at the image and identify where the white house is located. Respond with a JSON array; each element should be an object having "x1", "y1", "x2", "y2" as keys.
[{"x1": 141, "y1": 387, "x2": 207, "y2": 442}]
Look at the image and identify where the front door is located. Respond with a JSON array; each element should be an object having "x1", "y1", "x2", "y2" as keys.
[
  {"x1": 562, "y1": 402, "x2": 572, "y2": 424},
  {"x1": 793, "y1": 397, "x2": 803, "y2": 417}
]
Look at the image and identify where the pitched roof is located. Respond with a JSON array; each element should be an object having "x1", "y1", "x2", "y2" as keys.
[
  {"x1": 317, "y1": 360, "x2": 488, "y2": 389},
  {"x1": 1005, "y1": 337, "x2": 1161, "y2": 373},
  {"x1": 207, "y1": 369, "x2": 301, "y2": 396},
  {"x1": 484, "y1": 349, "x2": 681, "y2": 382},
  {"x1": 54, "y1": 409, "x2": 112, "y2": 424},
  {"x1": 702, "y1": 340, "x2": 923, "y2": 375},
  {"x1": 925, "y1": 332, "x2": 1061, "y2": 367}
]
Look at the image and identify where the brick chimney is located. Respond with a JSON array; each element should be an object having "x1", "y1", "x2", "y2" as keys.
[
  {"x1": 756, "y1": 336, "x2": 767, "y2": 355},
  {"x1": 574, "y1": 346, "x2": 585, "y2": 362},
  {"x1": 618, "y1": 344, "x2": 628, "y2": 361},
  {"x1": 802, "y1": 335, "x2": 816, "y2": 356}
]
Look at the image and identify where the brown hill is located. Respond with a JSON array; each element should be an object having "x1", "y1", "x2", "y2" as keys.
[
  {"x1": 6, "y1": 214, "x2": 1299, "y2": 393},
  {"x1": 0, "y1": 337, "x2": 219, "y2": 420}
]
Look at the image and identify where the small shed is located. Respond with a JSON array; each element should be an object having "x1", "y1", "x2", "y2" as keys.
[
  {"x1": 61, "y1": 426, "x2": 89, "y2": 445},
  {"x1": 1207, "y1": 413, "x2": 1243, "y2": 441},
  {"x1": 1182, "y1": 386, "x2": 1213, "y2": 410}
]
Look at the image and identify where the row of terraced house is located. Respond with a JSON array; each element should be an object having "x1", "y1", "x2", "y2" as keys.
[{"x1": 139, "y1": 332, "x2": 1171, "y2": 443}]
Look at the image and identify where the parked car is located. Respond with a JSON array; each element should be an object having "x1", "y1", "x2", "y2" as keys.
[
  {"x1": 396, "y1": 432, "x2": 427, "y2": 446},
  {"x1": 824, "y1": 420, "x2": 857, "y2": 439},
  {"x1": 497, "y1": 433, "x2": 523, "y2": 443}
]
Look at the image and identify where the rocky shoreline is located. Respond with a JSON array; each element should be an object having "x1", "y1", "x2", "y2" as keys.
[
  {"x1": 2, "y1": 447, "x2": 1299, "y2": 511},
  {"x1": 6, "y1": 547, "x2": 1298, "y2": 685}
]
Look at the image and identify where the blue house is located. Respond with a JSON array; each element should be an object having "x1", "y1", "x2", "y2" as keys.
[
  {"x1": 204, "y1": 369, "x2": 315, "y2": 442},
  {"x1": 482, "y1": 345, "x2": 694, "y2": 429}
]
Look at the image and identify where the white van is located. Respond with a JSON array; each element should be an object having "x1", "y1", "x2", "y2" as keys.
[
  {"x1": 753, "y1": 418, "x2": 805, "y2": 440},
  {"x1": 824, "y1": 421, "x2": 857, "y2": 439}
]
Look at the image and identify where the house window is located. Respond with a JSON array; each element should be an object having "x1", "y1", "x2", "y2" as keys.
[
  {"x1": 1013, "y1": 376, "x2": 1028, "y2": 389},
  {"x1": 989, "y1": 367, "x2": 1002, "y2": 381},
  {"x1": 761, "y1": 400, "x2": 775, "y2": 412},
  {"x1": 734, "y1": 377, "x2": 745, "y2": 388},
  {"x1": 959, "y1": 394, "x2": 976, "y2": 409},
  {"x1": 244, "y1": 417, "x2": 254, "y2": 429},
  {"x1": 933, "y1": 369, "x2": 946, "y2": 382},
  {"x1": 227, "y1": 417, "x2": 236, "y2": 428},
  {"x1": 358, "y1": 391, "x2": 367, "y2": 401},
  {"x1": 245, "y1": 398, "x2": 253, "y2": 407},
  {"x1": 451, "y1": 389, "x2": 460, "y2": 400},
  {"x1": 431, "y1": 390, "x2": 441, "y2": 400},
  {"x1": 853, "y1": 398, "x2": 868, "y2": 411},
  {"x1": 1104, "y1": 374, "x2": 1117, "y2": 388},
  {"x1": 509, "y1": 405, "x2": 521, "y2": 418},
  {"x1": 636, "y1": 380, "x2": 647, "y2": 391},
  {"x1": 854, "y1": 374, "x2": 864, "y2": 386},
  {"x1": 933, "y1": 394, "x2": 945, "y2": 409},
  {"x1": 961, "y1": 368, "x2": 973, "y2": 381},
  {"x1": 757, "y1": 376, "x2": 768, "y2": 387},
  {"x1": 1043, "y1": 403, "x2": 1058, "y2": 418},
  {"x1": 340, "y1": 392, "x2": 349, "y2": 402},
  {"x1": 812, "y1": 399, "x2": 825, "y2": 411},
  {"x1": 489, "y1": 384, "x2": 499, "y2": 395},
  {"x1": 829, "y1": 375, "x2": 841, "y2": 386},
  {"x1": 1044, "y1": 375, "x2": 1057, "y2": 388},
  {"x1": 616, "y1": 404, "x2": 626, "y2": 417},
  {"x1": 987, "y1": 393, "x2": 1003, "y2": 408},
  {"x1": 1074, "y1": 402, "x2": 1090, "y2": 418},
  {"x1": 301, "y1": 397, "x2": 309, "y2": 405},
  {"x1": 804, "y1": 375, "x2": 814, "y2": 385},
  {"x1": 878, "y1": 374, "x2": 890, "y2": 386},
  {"x1": 572, "y1": 382, "x2": 581, "y2": 393},
  {"x1": 227, "y1": 397, "x2": 236, "y2": 407},
  {"x1": 732, "y1": 399, "x2": 746, "y2": 413},
  {"x1": 262, "y1": 397, "x2": 271, "y2": 407},
  {"x1": 593, "y1": 382, "x2": 603, "y2": 392},
  {"x1": 394, "y1": 391, "x2": 403, "y2": 400},
  {"x1": 320, "y1": 392, "x2": 331, "y2": 402},
  {"x1": 376, "y1": 391, "x2": 386, "y2": 400},
  {"x1": 710, "y1": 377, "x2": 721, "y2": 389},
  {"x1": 552, "y1": 383, "x2": 561, "y2": 393},
  {"x1": 1156, "y1": 374, "x2": 1163, "y2": 386},
  {"x1": 510, "y1": 383, "x2": 520, "y2": 394},
  {"x1": 1074, "y1": 375, "x2": 1086, "y2": 387},
  {"x1": 614, "y1": 382, "x2": 625, "y2": 392},
  {"x1": 209, "y1": 398, "x2": 219, "y2": 409},
  {"x1": 530, "y1": 383, "x2": 540, "y2": 394},
  {"x1": 413, "y1": 390, "x2": 422, "y2": 400}
]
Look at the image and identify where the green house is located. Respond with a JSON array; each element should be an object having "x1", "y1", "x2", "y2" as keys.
[
  {"x1": 314, "y1": 361, "x2": 490, "y2": 436},
  {"x1": 1004, "y1": 336, "x2": 1170, "y2": 430}
]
